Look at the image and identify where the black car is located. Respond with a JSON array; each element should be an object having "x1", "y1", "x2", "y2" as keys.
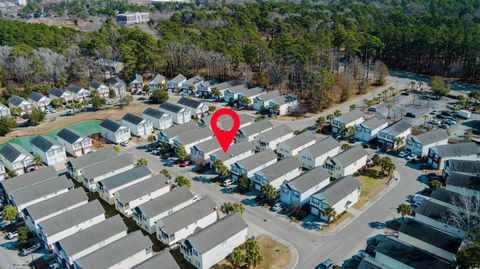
[
  {"x1": 401, "y1": 92, "x2": 410, "y2": 96},
  {"x1": 255, "y1": 193, "x2": 266, "y2": 202}
]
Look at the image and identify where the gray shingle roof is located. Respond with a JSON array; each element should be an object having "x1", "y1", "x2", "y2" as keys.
[
  {"x1": 410, "y1": 129, "x2": 448, "y2": 146},
  {"x1": 331, "y1": 145, "x2": 368, "y2": 167},
  {"x1": 446, "y1": 159, "x2": 480, "y2": 174},
  {"x1": 82, "y1": 154, "x2": 134, "y2": 180},
  {"x1": 49, "y1": 88, "x2": 65, "y2": 98},
  {"x1": 31, "y1": 136, "x2": 58, "y2": 152},
  {"x1": 303, "y1": 137, "x2": 341, "y2": 158},
  {"x1": 178, "y1": 97, "x2": 203, "y2": 109},
  {"x1": 150, "y1": 74, "x2": 166, "y2": 84},
  {"x1": 279, "y1": 131, "x2": 318, "y2": 150},
  {"x1": 381, "y1": 120, "x2": 412, "y2": 136},
  {"x1": 314, "y1": 175, "x2": 360, "y2": 205},
  {"x1": 446, "y1": 173, "x2": 480, "y2": 191},
  {"x1": 56, "y1": 215, "x2": 127, "y2": 258},
  {"x1": 66, "y1": 84, "x2": 83, "y2": 94},
  {"x1": 158, "y1": 196, "x2": 217, "y2": 235},
  {"x1": 171, "y1": 74, "x2": 186, "y2": 84},
  {"x1": 11, "y1": 175, "x2": 73, "y2": 207},
  {"x1": 28, "y1": 91, "x2": 45, "y2": 102},
  {"x1": 227, "y1": 84, "x2": 249, "y2": 94},
  {"x1": 416, "y1": 200, "x2": 453, "y2": 221},
  {"x1": 98, "y1": 166, "x2": 151, "y2": 190},
  {"x1": 89, "y1": 80, "x2": 103, "y2": 90},
  {"x1": 218, "y1": 114, "x2": 254, "y2": 131},
  {"x1": 143, "y1": 108, "x2": 166, "y2": 119},
  {"x1": 100, "y1": 119, "x2": 125, "y2": 132},
  {"x1": 115, "y1": 174, "x2": 170, "y2": 204},
  {"x1": 399, "y1": 218, "x2": 463, "y2": 253},
  {"x1": 1, "y1": 166, "x2": 57, "y2": 195},
  {"x1": 133, "y1": 250, "x2": 180, "y2": 269},
  {"x1": 186, "y1": 75, "x2": 204, "y2": 84},
  {"x1": 175, "y1": 128, "x2": 213, "y2": 145},
  {"x1": 334, "y1": 110, "x2": 364, "y2": 124},
  {"x1": 107, "y1": 76, "x2": 124, "y2": 86},
  {"x1": 239, "y1": 87, "x2": 264, "y2": 98},
  {"x1": 432, "y1": 142, "x2": 480, "y2": 157},
  {"x1": 39, "y1": 200, "x2": 105, "y2": 236},
  {"x1": 287, "y1": 166, "x2": 330, "y2": 193},
  {"x1": 193, "y1": 139, "x2": 222, "y2": 154},
  {"x1": 255, "y1": 157, "x2": 300, "y2": 182},
  {"x1": 75, "y1": 230, "x2": 152, "y2": 269},
  {"x1": 359, "y1": 117, "x2": 388, "y2": 130},
  {"x1": 160, "y1": 122, "x2": 198, "y2": 139},
  {"x1": 132, "y1": 74, "x2": 143, "y2": 83},
  {"x1": 8, "y1": 95, "x2": 26, "y2": 106},
  {"x1": 183, "y1": 213, "x2": 248, "y2": 253},
  {"x1": 67, "y1": 147, "x2": 117, "y2": 171},
  {"x1": 137, "y1": 186, "x2": 193, "y2": 218},
  {"x1": 0, "y1": 143, "x2": 32, "y2": 163},
  {"x1": 210, "y1": 141, "x2": 255, "y2": 162},
  {"x1": 430, "y1": 188, "x2": 464, "y2": 205},
  {"x1": 238, "y1": 120, "x2": 273, "y2": 137},
  {"x1": 57, "y1": 128, "x2": 84, "y2": 144},
  {"x1": 235, "y1": 149, "x2": 277, "y2": 171},
  {"x1": 122, "y1": 113, "x2": 145, "y2": 125},
  {"x1": 376, "y1": 236, "x2": 451, "y2": 269},
  {"x1": 211, "y1": 81, "x2": 236, "y2": 91},
  {"x1": 357, "y1": 257, "x2": 393, "y2": 269},
  {"x1": 160, "y1": 102, "x2": 184, "y2": 113},
  {"x1": 254, "y1": 124, "x2": 293, "y2": 143},
  {"x1": 23, "y1": 188, "x2": 88, "y2": 221},
  {"x1": 255, "y1": 90, "x2": 280, "y2": 102}
]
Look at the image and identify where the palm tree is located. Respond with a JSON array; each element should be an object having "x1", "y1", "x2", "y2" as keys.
[
  {"x1": 386, "y1": 104, "x2": 392, "y2": 119},
  {"x1": 324, "y1": 206, "x2": 337, "y2": 223},
  {"x1": 229, "y1": 247, "x2": 245, "y2": 269},
  {"x1": 349, "y1": 104, "x2": 357, "y2": 111},
  {"x1": 333, "y1": 110, "x2": 342, "y2": 117},
  {"x1": 395, "y1": 137, "x2": 405, "y2": 149},
  {"x1": 423, "y1": 114, "x2": 429, "y2": 127},
  {"x1": 430, "y1": 179, "x2": 443, "y2": 190},
  {"x1": 113, "y1": 145, "x2": 122, "y2": 152},
  {"x1": 326, "y1": 114, "x2": 335, "y2": 123},
  {"x1": 409, "y1": 81, "x2": 416, "y2": 90},
  {"x1": 10, "y1": 107, "x2": 22, "y2": 117},
  {"x1": 316, "y1": 116, "x2": 326, "y2": 128},
  {"x1": 33, "y1": 155, "x2": 42, "y2": 168},
  {"x1": 382, "y1": 89, "x2": 388, "y2": 101},
  {"x1": 147, "y1": 135, "x2": 156, "y2": 144},
  {"x1": 174, "y1": 176, "x2": 191, "y2": 188},
  {"x1": 136, "y1": 158, "x2": 148, "y2": 166},
  {"x1": 397, "y1": 203, "x2": 413, "y2": 220}
]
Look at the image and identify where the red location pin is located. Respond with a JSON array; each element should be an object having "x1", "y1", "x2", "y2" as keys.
[{"x1": 210, "y1": 108, "x2": 240, "y2": 152}]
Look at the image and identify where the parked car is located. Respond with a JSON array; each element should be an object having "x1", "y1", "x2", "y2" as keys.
[
  {"x1": 401, "y1": 92, "x2": 410, "y2": 96},
  {"x1": 405, "y1": 112, "x2": 416, "y2": 118},
  {"x1": 6, "y1": 230, "x2": 18, "y2": 239},
  {"x1": 49, "y1": 264, "x2": 60, "y2": 269},
  {"x1": 457, "y1": 110, "x2": 472, "y2": 119},
  {"x1": 271, "y1": 202, "x2": 282, "y2": 212},
  {"x1": 316, "y1": 259, "x2": 334, "y2": 269},
  {"x1": 255, "y1": 193, "x2": 266, "y2": 202},
  {"x1": 222, "y1": 179, "x2": 234, "y2": 187},
  {"x1": 398, "y1": 151, "x2": 407, "y2": 158},
  {"x1": 406, "y1": 154, "x2": 417, "y2": 161},
  {"x1": 368, "y1": 107, "x2": 377, "y2": 113},
  {"x1": 179, "y1": 160, "x2": 190, "y2": 167},
  {"x1": 120, "y1": 141, "x2": 128, "y2": 147},
  {"x1": 354, "y1": 250, "x2": 371, "y2": 261},
  {"x1": 21, "y1": 243, "x2": 41, "y2": 256}
]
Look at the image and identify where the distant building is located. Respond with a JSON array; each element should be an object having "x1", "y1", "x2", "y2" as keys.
[
  {"x1": 158, "y1": 122, "x2": 198, "y2": 144},
  {"x1": 378, "y1": 120, "x2": 412, "y2": 151},
  {"x1": 209, "y1": 141, "x2": 255, "y2": 170},
  {"x1": 168, "y1": 74, "x2": 187, "y2": 90},
  {"x1": 354, "y1": 117, "x2": 388, "y2": 142},
  {"x1": 280, "y1": 167, "x2": 330, "y2": 207},
  {"x1": 49, "y1": 88, "x2": 73, "y2": 103},
  {"x1": 116, "y1": 12, "x2": 150, "y2": 25},
  {"x1": 149, "y1": 74, "x2": 166, "y2": 90},
  {"x1": 8, "y1": 95, "x2": 32, "y2": 116},
  {"x1": 99, "y1": 119, "x2": 131, "y2": 144},
  {"x1": 323, "y1": 145, "x2": 368, "y2": 179},
  {"x1": 299, "y1": 137, "x2": 341, "y2": 170},
  {"x1": 230, "y1": 149, "x2": 278, "y2": 181},
  {"x1": 66, "y1": 85, "x2": 90, "y2": 101},
  {"x1": 276, "y1": 131, "x2": 318, "y2": 159},
  {"x1": 236, "y1": 120, "x2": 273, "y2": 142},
  {"x1": 130, "y1": 74, "x2": 144, "y2": 94},
  {"x1": 88, "y1": 80, "x2": 110, "y2": 98},
  {"x1": 159, "y1": 102, "x2": 191, "y2": 124},
  {"x1": 142, "y1": 108, "x2": 173, "y2": 130},
  {"x1": 66, "y1": 147, "x2": 117, "y2": 183},
  {"x1": 252, "y1": 157, "x2": 301, "y2": 190},
  {"x1": 253, "y1": 124, "x2": 294, "y2": 151},
  {"x1": 177, "y1": 97, "x2": 209, "y2": 118},
  {"x1": 28, "y1": 91, "x2": 51, "y2": 111},
  {"x1": 81, "y1": 155, "x2": 135, "y2": 192},
  {"x1": 121, "y1": 113, "x2": 153, "y2": 138},
  {"x1": 269, "y1": 94, "x2": 299, "y2": 116}
]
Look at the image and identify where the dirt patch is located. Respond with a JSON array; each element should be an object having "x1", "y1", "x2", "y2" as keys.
[
  {"x1": 0, "y1": 102, "x2": 157, "y2": 144},
  {"x1": 211, "y1": 235, "x2": 292, "y2": 269},
  {"x1": 353, "y1": 175, "x2": 390, "y2": 209}
]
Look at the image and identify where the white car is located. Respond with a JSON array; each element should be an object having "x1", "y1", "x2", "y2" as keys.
[
  {"x1": 222, "y1": 179, "x2": 234, "y2": 187},
  {"x1": 398, "y1": 151, "x2": 407, "y2": 158},
  {"x1": 406, "y1": 154, "x2": 417, "y2": 161},
  {"x1": 6, "y1": 230, "x2": 18, "y2": 240},
  {"x1": 21, "y1": 243, "x2": 41, "y2": 256}
]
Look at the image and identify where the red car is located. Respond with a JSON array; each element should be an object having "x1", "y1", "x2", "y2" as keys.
[{"x1": 179, "y1": 160, "x2": 190, "y2": 167}]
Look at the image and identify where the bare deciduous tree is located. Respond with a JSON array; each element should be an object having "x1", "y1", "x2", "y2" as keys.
[{"x1": 441, "y1": 191, "x2": 480, "y2": 240}]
